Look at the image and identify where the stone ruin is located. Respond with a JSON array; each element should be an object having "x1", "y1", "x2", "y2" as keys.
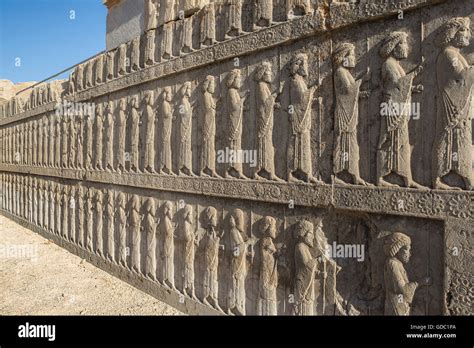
[{"x1": 0, "y1": 0, "x2": 473, "y2": 315}]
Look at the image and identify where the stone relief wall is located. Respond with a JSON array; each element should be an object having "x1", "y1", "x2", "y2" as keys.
[{"x1": 0, "y1": 0, "x2": 472, "y2": 315}]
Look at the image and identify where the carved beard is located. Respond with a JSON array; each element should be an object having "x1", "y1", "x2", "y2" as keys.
[
  {"x1": 453, "y1": 33, "x2": 470, "y2": 48},
  {"x1": 393, "y1": 46, "x2": 408, "y2": 60}
]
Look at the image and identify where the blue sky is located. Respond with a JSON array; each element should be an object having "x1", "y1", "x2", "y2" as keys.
[{"x1": 0, "y1": 0, "x2": 106, "y2": 83}]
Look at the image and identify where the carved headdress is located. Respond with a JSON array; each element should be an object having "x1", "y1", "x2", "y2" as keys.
[
  {"x1": 437, "y1": 17, "x2": 471, "y2": 47},
  {"x1": 255, "y1": 62, "x2": 272, "y2": 81},
  {"x1": 295, "y1": 219, "x2": 314, "y2": 239},
  {"x1": 379, "y1": 31, "x2": 408, "y2": 58},
  {"x1": 384, "y1": 232, "x2": 411, "y2": 257},
  {"x1": 332, "y1": 43, "x2": 355, "y2": 66}
]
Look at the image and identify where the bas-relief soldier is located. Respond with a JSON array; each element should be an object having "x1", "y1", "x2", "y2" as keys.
[
  {"x1": 257, "y1": 216, "x2": 278, "y2": 315},
  {"x1": 69, "y1": 186, "x2": 76, "y2": 242},
  {"x1": 86, "y1": 188, "x2": 95, "y2": 252},
  {"x1": 54, "y1": 117, "x2": 61, "y2": 168},
  {"x1": 76, "y1": 64, "x2": 84, "y2": 92},
  {"x1": 129, "y1": 194, "x2": 142, "y2": 273},
  {"x1": 32, "y1": 120, "x2": 38, "y2": 166},
  {"x1": 43, "y1": 116, "x2": 49, "y2": 167},
  {"x1": 116, "y1": 192, "x2": 128, "y2": 268},
  {"x1": 145, "y1": 29, "x2": 156, "y2": 66},
  {"x1": 227, "y1": 208, "x2": 252, "y2": 316},
  {"x1": 158, "y1": 87, "x2": 174, "y2": 175},
  {"x1": 129, "y1": 96, "x2": 141, "y2": 173},
  {"x1": 226, "y1": 0, "x2": 243, "y2": 39},
  {"x1": 144, "y1": 197, "x2": 158, "y2": 280},
  {"x1": 49, "y1": 115, "x2": 55, "y2": 167},
  {"x1": 383, "y1": 232, "x2": 429, "y2": 315},
  {"x1": 293, "y1": 220, "x2": 320, "y2": 315},
  {"x1": 162, "y1": 23, "x2": 174, "y2": 60},
  {"x1": 85, "y1": 111, "x2": 94, "y2": 170},
  {"x1": 37, "y1": 118, "x2": 43, "y2": 166},
  {"x1": 288, "y1": 53, "x2": 320, "y2": 184},
  {"x1": 332, "y1": 43, "x2": 371, "y2": 186},
  {"x1": 201, "y1": 206, "x2": 223, "y2": 311},
  {"x1": 85, "y1": 60, "x2": 93, "y2": 88},
  {"x1": 287, "y1": 0, "x2": 312, "y2": 17},
  {"x1": 130, "y1": 37, "x2": 140, "y2": 72},
  {"x1": 200, "y1": 3, "x2": 216, "y2": 47},
  {"x1": 116, "y1": 98, "x2": 127, "y2": 173},
  {"x1": 177, "y1": 82, "x2": 194, "y2": 176},
  {"x1": 60, "y1": 115, "x2": 72, "y2": 168},
  {"x1": 106, "y1": 50, "x2": 115, "y2": 81},
  {"x1": 69, "y1": 115, "x2": 78, "y2": 168},
  {"x1": 105, "y1": 190, "x2": 115, "y2": 262},
  {"x1": 76, "y1": 113, "x2": 84, "y2": 169},
  {"x1": 255, "y1": 0, "x2": 273, "y2": 28},
  {"x1": 434, "y1": 17, "x2": 474, "y2": 190},
  {"x1": 117, "y1": 43, "x2": 127, "y2": 76},
  {"x1": 95, "y1": 190, "x2": 105, "y2": 256},
  {"x1": 104, "y1": 101, "x2": 115, "y2": 172},
  {"x1": 145, "y1": 0, "x2": 159, "y2": 31},
  {"x1": 225, "y1": 69, "x2": 247, "y2": 179},
  {"x1": 181, "y1": 17, "x2": 193, "y2": 54},
  {"x1": 55, "y1": 183, "x2": 62, "y2": 235},
  {"x1": 159, "y1": 201, "x2": 176, "y2": 289},
  {"x1": 61, "y1": 185, "x2": 69, "y2": 239},
  {"x1": 177, "y1": 204, "x2": 197, "y2": 298},
  {"x1": 94, "y1": 103, "x2": 104, "y2": 171},
  {"x1": 200, "y1": 75, "x2": 218, "y2": 177},
  {"x1": 143, "y1": 91, "x2": 157, "y2": 173},
  {"x1": 77, "y1": 185, "x2": 85, "y2": 247},
  {"x1": 377, "y1": 32, "x2": 425, "y2": 189},
  {"x1": 95, "y1": 54, "x2": 104, "y2": 84}
]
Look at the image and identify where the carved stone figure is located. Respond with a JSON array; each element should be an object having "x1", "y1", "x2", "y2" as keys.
[
  {"x1": 85, "y1": 111, "x2": 94, "y2": 170},
  {"x1": 433, "y1": 17, "x2": 474, "y2": 190},
  {"x1": 181, "y1": 17, "x2": 193, "y2": 54},
  {"x1": 145, "y1": 0, "x2": 159, "y2": 31},
  {"x1": 76, "y1": 64, "x2": 84, "y2": 91},
  {"x1": 54, "y1": 116, "x2": 61, "y2": 168},
  {"x1": 106, "y1": 190, "x2": 115, "y2": 262},
  {"x1": 69, "y1": 186, "x2": 76, "y2": 241},
  {"x1": 162, "y1": 23, "x2": 174, "y2": 60},
  {"x1": 94, "y1": 103, "x2": 104, "y2": 170},
  {"x1": 104, "y1": 101, "x2": 115, "y2": 172},
  {"x1": 143, "y1": 91, "x2": 156, "y2": 173},
  {"x1": 176, "y1": 204, "x2": 197, "y2": 298},
  {"x1": 77, "y1": 185, "x2": 85, "y2": 247},
  {"x1": 200, "y1": 76, "x2": 218, "y2": 177},
  {"x1": 227, "y1": 208, "x2": 251, "y2": 315},
  {"x1": 76, "y1": 114, "x2": 84, "y2": 169},
  {"x1": 159, "y1": 201, "x2": 176, "y2": 289},
  {"x1": 177, "y1": 82, "x2": 193, "y2": 175},
  {"x1": 69, "y1": 114, "x2": 77, "y2": 168},
  {"x1": 145, "y1": 29, "x2": 156, "y2": 66},
  {"x1": 383, "y1": 232, "x2": 429, "y2": 315},
  {"x1": 116, "y1": 192, "x2": 128, "y2": 268},
  {"x1": 257, "y1": 216, "x2": 278, "y2": 315},
  {"x1": 117, "y1": 43, "x2": 127, "y2": 76},
  {"x1": 85, "y1": 60, "x2": 93, "y2": 88},
  {"x1": 293, "y1": 220, "x2": 319, "y2": 315},
  {"x1": 200, "y1": 3, "x2": 216, "y2": 47},
  {"x1": 255, "y1": 0, "x2": 273, "y2": 28},
  {"x1": 116, "y1": 98, "x2": 127, "y2": 173},
  {"x1": 288, "y1": 53, "x2": 320, "y2": 183},
  {"x1": 95, "y1": 54, "x2": 104, "y2": 84},
  {"x1": 130, "y1": 37, "x2": 140, "y2": 72},
  {"x1": 86, "y1": 188, "x2": 95, "y2": 251},
  {"x1": 287, "y1": 0, "x2": 312, "y2": 17},
  {"x1": 201, "y1": 206, "x2": 223, "y2": 311},
  {"x1": 129, "y1": 96, "x2": 141, "y2": 173},
  {"x1": 377, "y1": 31, "x2": 425, "y2": 189},
  {"x1": 106, "y1": 50, "x2": 115, "y2": 81},
  {"x1": 332, "y1": 43, "x2": 371, "y2": 186},
  {"x1": 226, "y1": 0, "x2": 243, "y2": 38},
  {"x1": 144, "y1": 198, "x2": 158, "y2": 280},
  {"x1": 129, "y1": 194, "x2": 141, "y2": 273},
  {"x1": 158, "y1": 87, "x2": 174, "y2": 174},
  {"x1": 225, "y1": 69, "x2": 247, "y2": 179}
]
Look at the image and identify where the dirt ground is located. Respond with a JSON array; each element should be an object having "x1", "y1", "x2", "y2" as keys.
[{"x1": 0, "y1": 215, "x2": 183, "y2": 315}]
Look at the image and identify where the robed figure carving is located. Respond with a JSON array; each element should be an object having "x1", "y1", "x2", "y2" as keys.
[
  {"x1": 433, "y1": 17, "x2": 474, "y2": 190},
  {"x1": 377, "y1": 32, "x2": 425, "y2": 189}
]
